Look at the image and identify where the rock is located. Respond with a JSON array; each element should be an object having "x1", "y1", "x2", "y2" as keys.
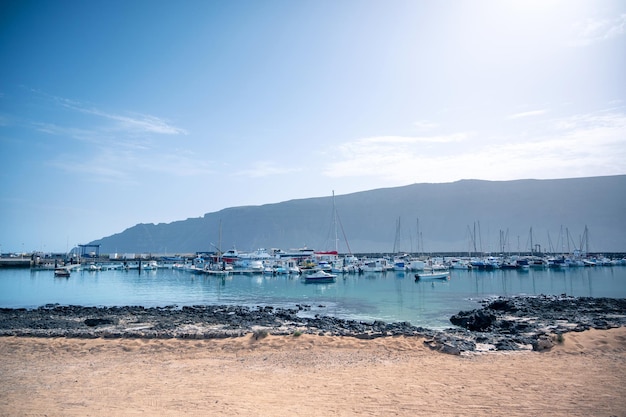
[
  {"x1": 450, "y1": 310, "x2": 496, "y2": 332},
  {"x1": 439, "y1": 343, "x2": 461, "y2": 355},
  {"x1": 532, "y1": 335, "x2": 554, "y2": 352},
  {"x1": 84, "y1": 318, "x2": 114, "y2": 327},
  {"x1": 488, "y1": 298, "x2": 517, "y2": 312},
  {"x1": 0, "y1": 296, "x2": 624, "y2": 355},
  {"x1": 495, "y1": 339, "x2": 518, "y2": 351},
  {"x1": 423, "y1": 339, "x2": 440, "y2": 351}
]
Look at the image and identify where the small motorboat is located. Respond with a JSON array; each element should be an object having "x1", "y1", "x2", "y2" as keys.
[
  {"x1": 54, "y1": 268, "x2": 70, "y2": 278},
  {"x1": 414, "y1": 271, "x2": 449, "y2": 281},
  {"x1": 302, "y1": 270, "x2": 337, "y2": 283}
]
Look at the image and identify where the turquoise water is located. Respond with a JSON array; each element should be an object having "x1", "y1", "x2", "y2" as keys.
[{"x1": 1, "y1": 267, "x2": 625, "y2": 328}]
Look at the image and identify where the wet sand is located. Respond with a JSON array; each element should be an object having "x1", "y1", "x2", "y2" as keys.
[{"x1": 1, "y1": 327, "x2": 625, "y2": 416}]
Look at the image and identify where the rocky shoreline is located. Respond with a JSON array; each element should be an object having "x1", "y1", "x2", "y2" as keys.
[{"x1": 1, "y1": 295, "x2": 625, "y2": 354}]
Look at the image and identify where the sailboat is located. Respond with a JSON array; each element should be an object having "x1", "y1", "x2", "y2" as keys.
[
  {"x1": 391, "y1": 217, "x2": 408, "y2": 271},
  {"x1": 316, "y1": 191, "x2": 357, "y2": 273}
]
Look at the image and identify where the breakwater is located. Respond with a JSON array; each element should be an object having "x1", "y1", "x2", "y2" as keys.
[{"x1": 0, "y1": 258, "x2": 32, "y2": 268}]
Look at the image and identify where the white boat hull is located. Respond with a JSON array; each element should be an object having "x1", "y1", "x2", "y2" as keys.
[
  {"x1": 303, "y1": 271, "x2": 337, "y2": 283},
  {"x1": 415, "y1": 271, "x2": 450, "y2": 281}
]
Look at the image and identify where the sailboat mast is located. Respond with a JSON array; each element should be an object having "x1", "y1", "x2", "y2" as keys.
[
  {"x1": 330, "y1": 191, "x2": 353, "y2": 256},
  {"x1": 472, "y1": 222, "x2": 477, "y2": 254},
  {"x1": 393, "y1": 217, "x2": 401, "y2": 254},
  {"x1": 332, "y1": 190, "x2": 338, "y2": 253},
  {"x1": 218, "y1": 219, "x2": 222, "y2": 257},
  {"x1": 416, "y1": 217, "x2": 420, "y2": 256}
]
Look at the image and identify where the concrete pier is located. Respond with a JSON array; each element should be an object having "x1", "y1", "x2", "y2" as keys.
[{"x1": 0, "y1": 257, "x2": 32, "y2": 268}]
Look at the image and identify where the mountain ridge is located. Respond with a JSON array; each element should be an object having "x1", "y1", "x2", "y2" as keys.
[{"x1": 90, "y1": 175, "x2": 626, "y2": 254}]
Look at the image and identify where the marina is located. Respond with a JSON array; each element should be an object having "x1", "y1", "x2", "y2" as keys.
[{"x1": 1, "y1": 257, "x2": 625, "y2": 329}]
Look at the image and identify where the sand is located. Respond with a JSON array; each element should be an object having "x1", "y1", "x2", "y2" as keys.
[{"x1": 1, "y1": 328, "x2": 625, "y2": 417}]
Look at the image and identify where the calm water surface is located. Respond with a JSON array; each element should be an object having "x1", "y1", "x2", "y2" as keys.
[{"x1": 1, "y1": 267, "x2": 625, "y2": 329}]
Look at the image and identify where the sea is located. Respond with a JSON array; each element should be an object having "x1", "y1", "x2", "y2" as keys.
[{"x1": 1, "y1": 266, "x2": 625, "y2": 329}]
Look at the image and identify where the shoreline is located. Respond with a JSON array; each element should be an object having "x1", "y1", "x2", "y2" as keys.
[{"x1": 1, "y1": 295, "x2": 625, "y2": 354}]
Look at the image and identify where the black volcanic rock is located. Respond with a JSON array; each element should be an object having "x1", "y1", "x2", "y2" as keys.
[
  {"x1": 84, "y1": 318, "x2": 114, "y2": 327},
  {"x1": 450, "y1": 310, "x2": 497, "y2": 331},
  {"x1": 1, "y1": 296, "x2": 624, "y2": 354}
]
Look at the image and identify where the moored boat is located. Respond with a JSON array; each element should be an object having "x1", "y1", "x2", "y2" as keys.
[
  {"x1": 415, "y1": 271, "x2": 450, "y2": 281},
  {"x1": 221, "y1": 248, "x2": 240, "y2": 264},
  {"x1": 141, "y1": 260, "x2": 158, "y2": 270},
  {"x1": 408, "y1": 259, "x2": 426, "y2": 271},
  {"x1": 449, "y1": 259, "x2": 472, "y2": 269},
  {"x1": 392, "y1": 259, "x2": 408, "y2": 271},
  {"x1": 302, "y1": 270, "x2": 337, "y2": 283},
  {"x1": 358, "y1": 258, "x2": 387, "y2": 273},
  {"x1": 86, "y1": 263, "x2": 101, "y2": 272},
  {"x1": 54, "y1": 268, "x2": 70, "y2": 277}
]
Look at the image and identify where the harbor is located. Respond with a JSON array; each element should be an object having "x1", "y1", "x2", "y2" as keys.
[
  {"x1": 1, "y1": 256, "x2": 625, "y2": 329},
  {"x1": 5, "y1": 246, "x2": 626, "y2": 274}
]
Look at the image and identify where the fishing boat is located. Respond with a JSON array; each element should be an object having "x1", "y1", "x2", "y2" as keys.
[
  {"x1": 302, "y1": 270, "x2": 337, "y2": 283},
  {"x1": 414, "y1": 271, "x2": 449, "y2": 281}
]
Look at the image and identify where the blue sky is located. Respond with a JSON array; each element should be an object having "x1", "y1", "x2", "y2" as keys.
[{"x1": 1, "y1": 0, "x2": 625, "y2": 253}]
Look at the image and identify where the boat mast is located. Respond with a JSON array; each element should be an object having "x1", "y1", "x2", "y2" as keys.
[
  {"x1": 393, "y1": 217, "x2": 401, "y2": 254},
  {"x1": 416, "y1": 217, "x2": 420, "y2": 257},
  {"x1": 217, "y1": 219, "x2": 222, "y2": 258},
  {"x1": 332, "y1": 190, "x2": 338, "y2": 253},
  {"x1": 330, "y1": 191, "x2": 353, "y2": 256},
  {"x1": 477, "y1": 221, "x2": 483, "y2": 254},
  {"x1": 583, "y1": 225, "x2": 589, "y2": 255}
]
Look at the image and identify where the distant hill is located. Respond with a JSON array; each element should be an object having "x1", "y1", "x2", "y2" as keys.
[{"x1": 90, "y1": 175, "x2": 626, "y2": 254}]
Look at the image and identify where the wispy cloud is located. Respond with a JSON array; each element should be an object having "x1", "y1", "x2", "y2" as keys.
[
  {"x1": 349, "y1": 133, "x2": 468, "y2": 146},
  {"x1": 48, "y1": 149, "x2": 137, "y2": 185},
  {"x1": 49, "y1": 146, "x2": 215, "y2": 184},
  {"x1": 323, "y1": 111, "x2": 626, "y2": 183},
  {"x1": 27, "y1": 92, "x2": 196, "y2": 184},
  {"x1": 55, "y1": 96, "x2": 188, "y2": 135},
  {"x1": 560, "y1": 109, "x2": 625, "y2": 126},
  {"x1": 507, "y1": 109, "x2": 549, "y2": 120},
  {"x1": 570, "y1": 13, "x2": 626, "y2": 47},
  {"x1": 413, "y1": 120, "x2": 439, "y2": 130},
  {"x1": 34, "y1": 122, "x2": 111, "y2": 144},
  {"x1": 323, "y1": 133, "x2": 470, "y2": 181},
  {"x1": 33, "y1": 122, "x2": 155, "y2": 153},
  {"x1": 136, "y1": 151, "x2": 215, "y2": 177},
  {"x1": 234, "y1": 161, "x2": 301, "y2": 178}
]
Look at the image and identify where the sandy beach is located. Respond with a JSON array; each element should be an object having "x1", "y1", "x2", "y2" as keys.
[{"x1": 1, "y1": 327, "x2": 625, "y2": 417}]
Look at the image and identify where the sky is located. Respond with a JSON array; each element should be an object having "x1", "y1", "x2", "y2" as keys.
[{"x1": 1, "y1": 0, "x2": 625, "y2": 253}]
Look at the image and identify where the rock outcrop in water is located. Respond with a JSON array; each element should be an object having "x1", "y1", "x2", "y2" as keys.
[{"x1": 1, "y1": 295, "x2": 624, "y2": 354}]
